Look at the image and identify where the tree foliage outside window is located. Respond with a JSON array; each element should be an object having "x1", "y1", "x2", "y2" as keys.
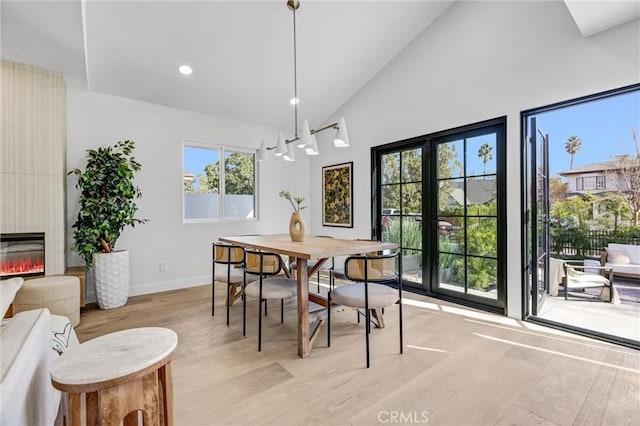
[
  {"x1": 381, "y1": 145, "x2": 461, "y2": 214},
  {"x1": 183, "y1": 144, "x2": 256, "y2": 221},
  {"x1": 610, "y1": 128, "x2": 640, "y2": 226}
]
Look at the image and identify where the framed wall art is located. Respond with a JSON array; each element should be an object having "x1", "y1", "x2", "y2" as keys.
[{"x1": 322, "y1": 162, "x2": 353, "y2": 227}]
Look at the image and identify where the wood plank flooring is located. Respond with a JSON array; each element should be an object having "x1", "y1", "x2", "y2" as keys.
[{"x1": 75, "y1": 284, "x2": 640, "y2": 425}]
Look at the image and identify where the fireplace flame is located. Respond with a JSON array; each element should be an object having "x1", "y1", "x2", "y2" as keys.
[{"x1": 0, "y1": 257, "x2": 45, "y2": 276}]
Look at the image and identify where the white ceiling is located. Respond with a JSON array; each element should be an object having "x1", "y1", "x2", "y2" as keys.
[{"x1": 2, "y1": 0, "x2": 638, "y2": 131}]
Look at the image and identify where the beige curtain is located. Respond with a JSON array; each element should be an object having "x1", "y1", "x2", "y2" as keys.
[{"x1": 1, "y1": 60, "x2": 67, "y2": 274}]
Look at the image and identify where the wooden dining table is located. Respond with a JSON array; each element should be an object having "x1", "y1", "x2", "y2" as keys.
[{"x1": 218, "y1": 234, "x2": 398, "y2": 358}]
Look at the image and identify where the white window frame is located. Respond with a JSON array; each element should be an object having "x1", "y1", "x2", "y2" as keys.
[{"x1": 182, "y1": 140, "x2": 259, "y2": 223}]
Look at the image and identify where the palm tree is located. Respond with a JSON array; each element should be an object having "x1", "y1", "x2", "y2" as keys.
[
  {"x1": 477, "y1": 143, "x2": 493, "y2": 175},
  {"x1": 565, "y1": 136, "x2": 582, "y2": 169}
]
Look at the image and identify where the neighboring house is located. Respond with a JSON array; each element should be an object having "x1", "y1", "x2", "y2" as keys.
[
  {"x1": 558, "y1": 157, "x2": 633, "y2": 196},
  {"x1": 446, "y1": 178, "x2": 497, "y2": 207}
]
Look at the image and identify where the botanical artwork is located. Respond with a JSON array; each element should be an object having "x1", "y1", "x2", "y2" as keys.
[{"x1": 322, "y1": 162, "x2": 353, "y2": 227}]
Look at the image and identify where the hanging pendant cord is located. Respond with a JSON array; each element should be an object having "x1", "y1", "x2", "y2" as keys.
[{"x1": 292, "y1": 5, "x2": 298, "y2": 139}]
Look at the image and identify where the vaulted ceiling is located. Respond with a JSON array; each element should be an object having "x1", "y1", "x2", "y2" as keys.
[{"x1": 2, "y1": 1, "x2": 638, "y2": 130}]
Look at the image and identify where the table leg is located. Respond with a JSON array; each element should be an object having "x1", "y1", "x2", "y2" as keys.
[
  {"x1": 159, "y1": 361, "x2": 174, "y2": 426},
  {"x1": 66, "y1": 392, "x2": 82, "y2": 426},
  {"x1": 296, "y1": 258, "x2": 310, "y2": 358},
  {"x1": 86, "y1": 392, "x2": 99, "y2": 426}
]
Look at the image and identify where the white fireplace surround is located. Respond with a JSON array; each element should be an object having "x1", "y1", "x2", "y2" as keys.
[{"x1": 0, "y1": 61, "x2": 66, "y2": 276}]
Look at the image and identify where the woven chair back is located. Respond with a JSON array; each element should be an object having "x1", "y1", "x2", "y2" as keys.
[
  {"x1": 214, "y1": 243, "x2": 245, "y2": 265},
  {"x1": 344, "y1": 252, "x2": 399, "y2": 283},
  {"x1": 244, "y1": 249, "x2": 284, "y2": 276}
]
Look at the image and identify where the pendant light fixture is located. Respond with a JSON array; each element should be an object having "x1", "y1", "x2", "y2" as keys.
[{"x1": 256, "y1": 0, "x2": 350, "y2": 162}]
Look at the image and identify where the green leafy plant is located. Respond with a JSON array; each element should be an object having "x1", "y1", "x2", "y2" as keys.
[
  {"x1": 279, "y1": 189, "x2": 307, "y2": 212},
  {"x1": 69, "y1": 140, "x2": 148, "y2": 267}
]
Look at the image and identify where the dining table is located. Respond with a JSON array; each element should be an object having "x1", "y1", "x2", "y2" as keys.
[{"x1": 218, "y1": 234, "x2": 398, "y2": 358}]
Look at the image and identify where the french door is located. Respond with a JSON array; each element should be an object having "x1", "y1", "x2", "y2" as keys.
[
  {"x1": 373, "y1": 118, "x2": 506, "y2": 312},
  {"x1": 528, "y1": 117, "x2": 550, "y2": 315}
]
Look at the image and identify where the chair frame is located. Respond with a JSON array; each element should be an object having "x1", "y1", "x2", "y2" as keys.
[
  {"x1": 561, "y1": 261, "x2": 614, "y2": 302},
  {"x1": 327, "y1": 251, "x2": 403, "y2": 368},
  {"x1": 244, "y1": 248, "x2": 293, "y2": 352},
  {"x1": 212, "y1": 243, "x2": 246, "y2": 326}
]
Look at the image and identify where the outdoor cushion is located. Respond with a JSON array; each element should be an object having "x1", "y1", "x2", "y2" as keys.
[
  {"x1": 608, "y1": 243, "x2": 640, "y2": 264},
  {"x1": 605, "y1": 263, "x2": 640, "y2": 276},
  {"x1": 606, "y1": 247, "x2": 630, "y2": 264}
]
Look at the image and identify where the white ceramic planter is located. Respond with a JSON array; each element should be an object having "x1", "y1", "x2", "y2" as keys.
[{"x1": 93, "y1": 250, "x2": 130, "y2": 309}]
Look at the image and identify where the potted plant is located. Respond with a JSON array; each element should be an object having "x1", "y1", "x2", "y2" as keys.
[{"x1": 69, "y1": 140, "x2": 148, "y2": 309}]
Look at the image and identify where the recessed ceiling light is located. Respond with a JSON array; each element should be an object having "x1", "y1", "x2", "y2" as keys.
[
  {"x1": 290, "y1": 97, "x2": 299, "y2": 105},
  {"x1": 178, "y1": 65, "x2": 193, "y2": 75}
]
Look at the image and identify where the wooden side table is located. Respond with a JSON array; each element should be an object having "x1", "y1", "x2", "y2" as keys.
[{"x1": 51, "y1": 327, "x2": 178, "y2": 426}]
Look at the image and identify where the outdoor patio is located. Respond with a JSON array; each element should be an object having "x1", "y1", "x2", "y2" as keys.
[{"x1": 537, "y1": 277, "x2": 640, "y2": 342}]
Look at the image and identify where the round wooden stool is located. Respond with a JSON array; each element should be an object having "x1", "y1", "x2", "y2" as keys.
[{"x1": 51, "y1": 327, "x2": 178, "y2": 426}]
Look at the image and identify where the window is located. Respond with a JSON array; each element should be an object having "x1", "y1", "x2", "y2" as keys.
[
  {"x1": 576, "y1": 176, "x2": 606, "y2": 191},
  {"x1": 183, "y1": 143, "x2": 257, "y2": 221}
]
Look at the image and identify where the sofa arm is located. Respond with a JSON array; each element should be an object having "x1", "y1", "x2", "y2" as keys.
[{"x1": 0, "y1": 309, "x2": 59, "y2": 426}]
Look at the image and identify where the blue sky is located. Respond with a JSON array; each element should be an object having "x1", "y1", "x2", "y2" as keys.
[
  {"x1": 184, "y1": 146, "x2": 219, "y2": 176},
  {"x1": 534, "y1": 90, "x2": 639, "y2": 178}
]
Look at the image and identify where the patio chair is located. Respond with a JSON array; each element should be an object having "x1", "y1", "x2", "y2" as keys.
[
  {"x1": 327, "y1": 252, "x2": 403, "y2": 368},
  {"x1": 561, "y1": 261, "x2": 615, "y2": 302},
  {"x1": 244, "y1": 249, "x2": 297, "y2": 352}
]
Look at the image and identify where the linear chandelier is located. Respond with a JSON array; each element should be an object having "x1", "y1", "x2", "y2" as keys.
[{"x1": 256, "y1": 0, "x2": 349, "y2": 162}]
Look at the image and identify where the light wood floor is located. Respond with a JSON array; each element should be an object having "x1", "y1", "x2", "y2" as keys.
[{"x1": 76, "y1": 283, "x2": 640, "y2": 425}]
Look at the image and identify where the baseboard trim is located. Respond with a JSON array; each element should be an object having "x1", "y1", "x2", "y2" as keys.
[{"x1": 85, "y1": 276, "x2": 210, "y2": 303}]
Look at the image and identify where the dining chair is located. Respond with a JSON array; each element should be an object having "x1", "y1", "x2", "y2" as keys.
[
  {"x1": 327, "y1": 251, "x2": 403, "y2": 368},
  {"x1": 330, "y1": 239, "x2": 382, "y2": 290},
  {"x1": 243, "y1": 248, "x2": 297, "y2": 351},
  {"x1": 289, "y1": 235, "x2": 334, "y2": 293},
  {"x1": 212, "y1": 243, "x2": 249, "y2": 326}
]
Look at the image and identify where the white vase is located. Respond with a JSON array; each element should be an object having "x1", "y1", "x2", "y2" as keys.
[{"x1": 93, "y1": 250, "x2": 130, "y2": 309}]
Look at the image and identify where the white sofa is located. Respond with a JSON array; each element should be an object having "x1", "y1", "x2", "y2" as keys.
[
  {"x1": 1, "y1": 278, "x2": 78, "y2": 426},
  {"x1": 601, "y1": 243, "x2": 640, "y2": 279}
]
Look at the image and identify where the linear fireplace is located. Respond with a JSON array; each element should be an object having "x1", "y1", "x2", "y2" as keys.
[{"x1": 1, "y1": 232, "x2": 45, "y2": 279}]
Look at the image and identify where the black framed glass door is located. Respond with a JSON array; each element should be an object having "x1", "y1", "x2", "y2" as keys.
[
  {"x1": 528, "y1": 117, "x2": 550, "y2": 315},
  {"x1": 378, "y1": 147, "x2": 424, "y2": 290},
  {"x1": 373, "y1": 117, "x2": 507, "y2": 312}
]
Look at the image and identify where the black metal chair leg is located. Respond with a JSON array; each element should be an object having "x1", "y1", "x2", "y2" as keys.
[
  {"x1": 280, "y1": 299, "x2": 284, "y2": 324},
  {"x1": 399, "y1": 301, "x2": 403, "y2": 354},
  {"x1": 327, "y1": 291, "x2": 331, "y2": 347},
  {"x1": 242, "y1": 285, "x2": 247, "y2": 337},
  {"x1": 212, "y1": 257, "x2": 215, "y2": 316},
  {"x1": 365, "y1": 282, "x2": 370, "y2": 368},
  {"x1": 258, "y1": 279, "x2": 263, "y2": 352},
  {"x1": 365, "y1": 305, "x2": 371, "y2": 368},
  {"x1": 227, "y1": 263, "x2": 232, "y2": 324},
  {"x1": 317, "y1": 271, "x2": 320, "y2": 293}
]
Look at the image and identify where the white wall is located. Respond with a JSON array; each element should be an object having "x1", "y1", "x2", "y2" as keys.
[
  {"x1": 309, "y1": 1, "x2": 640, "y2": 318},
  {"x1": 67, "y1": 88, "x2": 310, "y2": 301}
]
